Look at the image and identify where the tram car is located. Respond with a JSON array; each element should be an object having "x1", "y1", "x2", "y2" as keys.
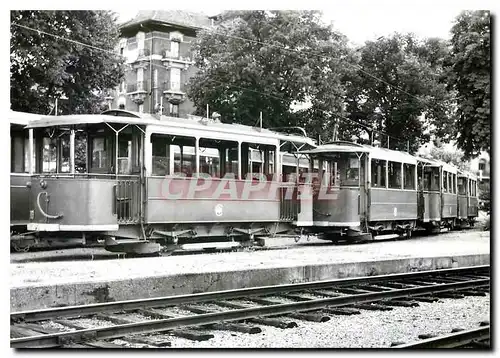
[
  {"x1": 297, "y1": 141, "x2": 479, "y2": 242},
  {"x1": 10, "y1": 110, "x2": 41, "y2": 249},
  {"x1": 457, "y1": 170, "x2": 479, "y2": 228},
  {"x1": 20, "y1": 109, "x2": 316, "y2": 253}
]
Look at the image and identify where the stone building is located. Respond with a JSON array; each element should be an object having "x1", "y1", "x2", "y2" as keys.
[
  {"x1": 470, "y1": 152, "x2": 490, "y2": 185},
  {"x1": 109, "y1": 11, "x2": 211, "y2": 117}
]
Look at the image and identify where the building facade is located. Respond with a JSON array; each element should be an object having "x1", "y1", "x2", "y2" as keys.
[
  {"x1": 470, "y1": 152, "x2": 490, "y2": 185},
  {"x1": 109, "y1": 11, "x2": 211, "y2": 117}
]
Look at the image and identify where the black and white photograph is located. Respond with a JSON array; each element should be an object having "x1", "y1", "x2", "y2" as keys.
[{"x1": 8, "y1": 1, "x2": 492, "y2": 350}]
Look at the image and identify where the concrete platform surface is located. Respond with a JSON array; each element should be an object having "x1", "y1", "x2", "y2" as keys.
[{"x1": 10, "y1": 230, "x2": 490, "y2": 311}]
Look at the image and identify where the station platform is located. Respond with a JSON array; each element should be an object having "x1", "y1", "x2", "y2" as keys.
[{"x1": 10, "y1": 230, "x2": 490, "y2": 311}]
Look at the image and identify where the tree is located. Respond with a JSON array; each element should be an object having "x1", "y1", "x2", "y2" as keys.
[
  {"x1": 10, "y1": 10, "x2": 124, "y2": 115},
  {"x1": 187, "y1": 11, "x2": 354, "y2": 139},
  {"x1": 446, "y1": 10, "x2": 490, "y2": 158},
  {"x1": 428, "y1": 144, "x2": 469, "y2": 171},
  {"x1": 343, "y1": 34, "x2": 455, "y2": 153}
]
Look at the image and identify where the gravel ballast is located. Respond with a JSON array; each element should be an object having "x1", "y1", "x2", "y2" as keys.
[{"x1": 162, "y1": 295, "x2": 490, "y2": 348}]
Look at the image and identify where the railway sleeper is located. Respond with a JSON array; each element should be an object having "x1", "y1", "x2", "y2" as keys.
[
  {"x1": 85, "y1": 341, "x2": 125, "y2": 349},
  {"x1": 170, "y1": 329, "x2": 214, "y2": 341},
  {"x1": 410, "y1": 296, "x2": 440, "y2": 303},
  {"x1": 322, "y1": 307, "x2": 361, "y2": 316},
  {"x1": 125, "y1": 335, "x2": 172, "y2": 347},
  {"x1": 57, "y1": 331, "x2": 97, "y2": 346},
  {"x1": 351, "y1": 303, "x2": 393, "y2": 311},
  {"x1": 432, "y1": 292, "x2": 465, "y2": 299},
  {"x1": 54, "y1": 319, "x2": 87, "y2": 330},
  {"x1": 208, "y1": 322, "x2": 262, "y2": 334},
  {"x1": 287, "y1": 312, "x2": 330, "y2": 323},
  {"x1": 379, "y1": 300, "x2": 419, "y2": 307},
  {"x1": 457, "y1": 290, "x2": 487, "y2": 296},
  {"x1": 215, "y1": 301, "x2": 298, "y2": 329},
  {"x1": 248, "y1": 317, "x2": 298, "y2": 329}
]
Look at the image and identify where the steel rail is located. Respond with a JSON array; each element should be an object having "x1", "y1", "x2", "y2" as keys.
[
  {"x1": 11, "y1": 278, "x2": 489, "y2": 348},
  {"x1": 395, "y1": 326, "x2": 490, "y2": 348},
  {"x1": 11, "y1": 265, "x2": 489, "y2": 323}
]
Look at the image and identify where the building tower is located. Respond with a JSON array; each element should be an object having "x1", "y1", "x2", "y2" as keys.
[{"x1": 110, "y1": 10, "x2": 210, "y2": 117}]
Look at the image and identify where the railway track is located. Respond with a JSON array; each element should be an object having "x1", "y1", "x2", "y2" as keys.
[
  {"x1": 11, "y1": 265, "x2": 490, "y2": 348},
  {"x1": 395, "y1": 325, "x2": 490, "y2": 348}
]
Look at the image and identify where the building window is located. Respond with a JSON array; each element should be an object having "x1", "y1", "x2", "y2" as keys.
[
  {"x1": 170, "y1": 40, "x2": 180, "y2": 58},
  {"x1": 169, "y1": 104, "x2": 179, "y2": 117},
  {"x1": 153, "y1": 69, "x2": 158, "y2": 88},
  {"x1": 479, "y1": 161, "x2": 486, "y2": 171},
  {"x1": 170, "y1": 68, "x2": 181, "y2": 91},
  {"x1": 137, "y1": 31, "x2": 145, "y2": 50}
]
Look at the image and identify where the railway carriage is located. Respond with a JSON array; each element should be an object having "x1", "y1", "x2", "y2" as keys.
[
  {"x1": 21, "y1": 110, "x2": 316, "y2": 253},
  {"x1": 457, "y1": 170, "x2": 478, "y2": 227},
  {"x1": 296, "y1": 141, "x2": 479, "y2": 243},
  {"x1": 416, "y1": 157, "x2": 458, "y2": 232},
  {"x1": 297, "y1": 141, "x2": 419, "y2": 241}
]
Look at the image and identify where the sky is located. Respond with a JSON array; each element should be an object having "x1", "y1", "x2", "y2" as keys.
[{"x1": 114, "y1": 0, "x2": 497, "y2": 45}]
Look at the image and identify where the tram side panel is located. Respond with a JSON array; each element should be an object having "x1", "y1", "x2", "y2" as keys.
[
  {"x1": 146, "y1": 176, "x2": 284, "y2": 223},
  {"x1": 311, "y1": 187, "x2": 361, "y2": 227},
  {"x1": 369, "y1": 188, "x2": 418, "y2": 224},
  {"x1": 27, "y1": 178, "x2": 119, "y2": 231},
  {"x1": 442, "y1": 192, "x2": 458, "y2": 219},
  {"x1": 457, "y1": 194, "x2": 468, "y2": 219},
  {"x1": 10, "y1": 174, "x2": 32, "y2": 226},
  {"x1": 422, "y1": 192, "x2": 441, "y2": 222}
]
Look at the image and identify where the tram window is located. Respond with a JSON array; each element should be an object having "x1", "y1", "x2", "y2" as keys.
[
  {"x1": 448, "y1": 173, "x2": 453, "y2": 194},
  {"x1": 452, "y1": 174, "x2": 457, "y2": 194},
  {"x1": 42, "y1": 137, "x2": 58, "y2": 173},
  {"x1": 423, "y1": 171, "x2": 431, "y2": 190},
  {"x1": 371, "y1": 159, "x2": 386, "y2": 188},
  {"x1": 60, "y1": 137, "x2": 70, "y2": 173},
  {"x1": 151, "y1": 135, "x2": 170, "y2": 176},
  {"x1": 388, "y1": 161, "x2": 402, "y2": 189},
  {"x1": 117, "y1": 138, "x2": 131, "y2": 174},
  {"x1": 403, "y1": 163, "x2": 416, "y2": 190},
  {"x1": 458, "y1": 177, "x2": 466, "y2": 195},
  {"x1": 91, "y1": 137, "x2": 109, "y2": 170},
  {"x1": 472, "y1": 180, "x2": 477, "y2": 196},
  {"x1": 11, "y1": 135, "x2": 25, "y2": 173},
  {"x1": 443, "y1": 171, "x2": 448, "y2": 193},
  {"x1": 173, "y1": 145, "x2": 195, "y2": 177},
  {"x1": 199, "y1": 147, "x2": 220, "y2": 177},
  {"x1": 224, "y1": 147, "x2": 238, "y2": 178}
]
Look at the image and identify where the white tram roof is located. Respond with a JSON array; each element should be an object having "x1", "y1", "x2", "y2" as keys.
[
  {"x1": 299, "y1": 141, "x2": 417, "y2": 165},
  {"x1": 416, "y1": 156, "x2": 458, "y2": 174},
  {"x1": 25, "y1": 109, "x2": 316, "y2": 149},
  {"x1": 9, "y1": 110, "x2": 44, "y2": 125}
]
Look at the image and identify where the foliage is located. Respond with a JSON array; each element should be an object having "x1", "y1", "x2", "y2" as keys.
[
  {"x1": 10, "y1": 10, "x2": 124, "y2": 115},
  {"x1": 342, "y1": 34, "x2": 455, "y2": 153},
  {"x1": 446, "y1": 10, "x2": 490, "y2": 158},
  {"x1": 478, "y1": 182, "x2": 490, "y2": 212},
  {"x1": 187, "y1": 10, "x2": 355, "y2": 139},
  {"x1": 428, "y1": 144, "x2": 469, "y2": 171}
]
